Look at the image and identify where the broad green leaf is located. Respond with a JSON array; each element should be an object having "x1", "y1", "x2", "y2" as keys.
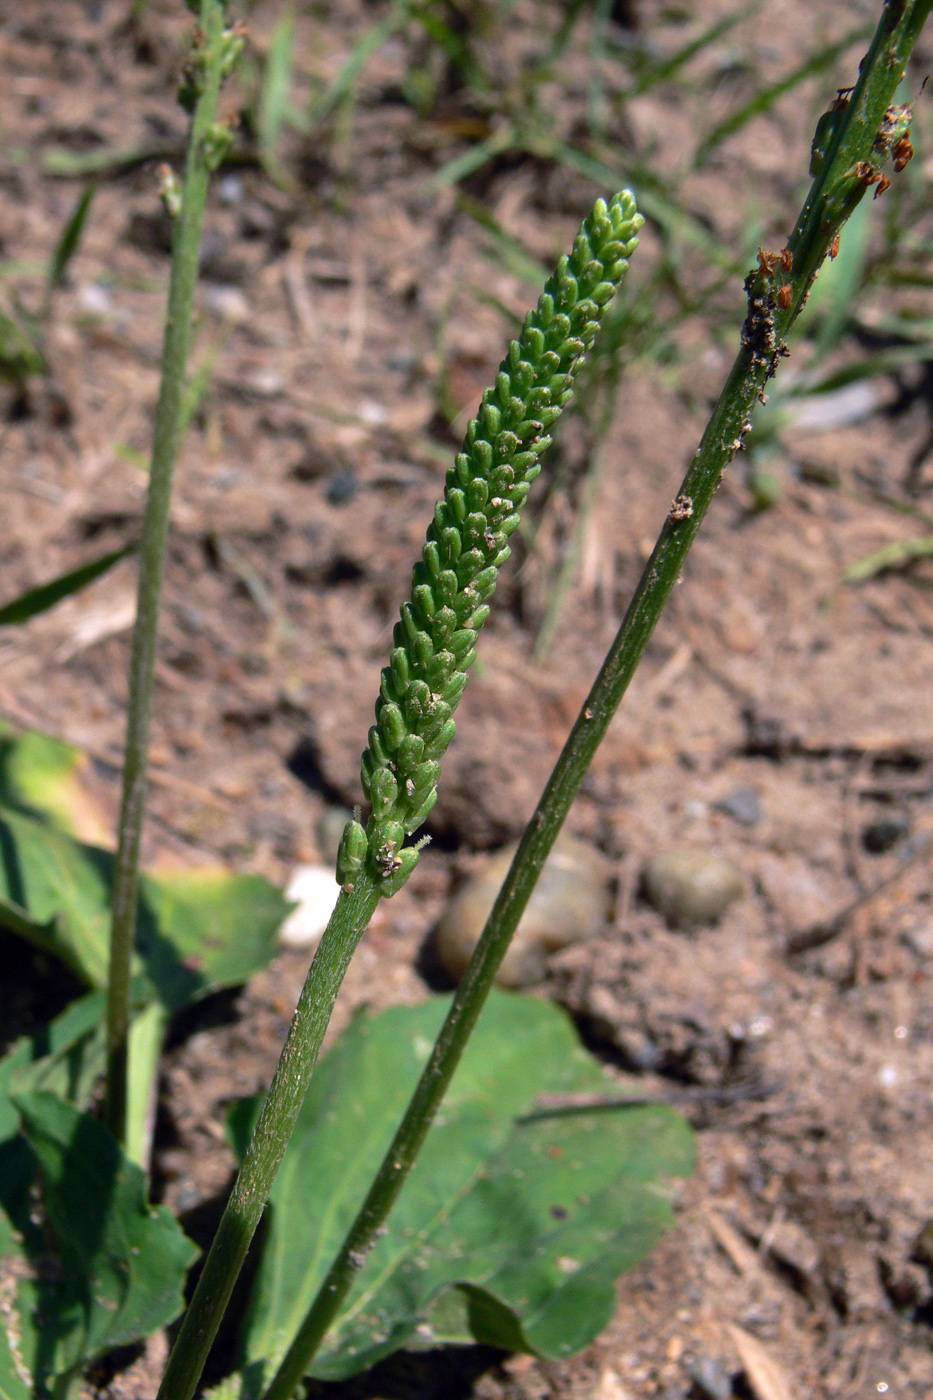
[
  {"x1": 0, "y1": 721, "x2": 113, "y2": 844},
  {"x1": 0, "y1": 544, "x2": 134, "y2": 630},
  {"x1": 0, "y1": 807, "x2": 113, "y2": 985},
  {"x1": 137, "y1": 866, "x2": 292, "y2": 1011},
  {"x1": 0, "y1": 983, "x2": 155, "y2": 1173},
  {"x1": 235, "y1": 993, "x2": 695, "y2": 1383},
  {"x1": 0, "y1": 894, "x2": 59, "y2": 952},
  {"x1": 0, "y1": 1324, "x2": 30, "y2": 1400},
  {"x1": 0, "y1": 989, "x2": 114, "y2": 1142},
  {"x1": 0, "y1": 1093, "x2": 197, "y2": 1393},
  {"x1": 0, "y1": 805, "x2": 290, "y2": 1009}
]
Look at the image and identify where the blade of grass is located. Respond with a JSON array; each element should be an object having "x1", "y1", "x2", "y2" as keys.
[
  {"x1": 309, "y1": 2, "x2": 407, "y2": 123},
  {"x1": 632, "y1": 10, "x2": 755, "y2": 96},
  {"x1": 42, "y1": 143, "x2": 179, "y2": 178},
  {"x1": 844, "y1": 534, "x2": 933, "y2": 581},
  {"x1": 0, "y1": 546, "x2": 135, "y2": 627},
  {"x1": 424, "y1": 125, "x2": 515, "y2": 193},
  {"x1": 798, "y1": 343, "x2": 933, "y2": 391},
  {"x1": 0, "y1": 304, "x2": 46, "y2": 384},
  {"x1": 46, "y1": 185, "x2": 96, "y2": 295},
  {"x1": 694, "y1": 22, "x2": 872, "y2": 165},
  {"x1": 456, "y1": 193, "x2": 549, "y2": 287},
  {"x1": 552, "y1": 141, "x2": 737, "y2": 270},
  {"x1": 586, "y1": 0, "x2": 614, "y2": 139},
  {"x1": 541, "y1": 0, "x2": 588, "y2": 69},
  {"x1": 257, "y1": 9, "x2": 295, "y2": 182}
]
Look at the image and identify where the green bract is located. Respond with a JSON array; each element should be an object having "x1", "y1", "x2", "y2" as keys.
[{"x1": 344, "y1": 190, "x2": 644, "y2": 896}]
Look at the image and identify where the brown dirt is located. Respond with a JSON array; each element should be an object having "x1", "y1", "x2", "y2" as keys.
[{"x1": 2, "y1": 2, "x2": 933, "y2": 1398}]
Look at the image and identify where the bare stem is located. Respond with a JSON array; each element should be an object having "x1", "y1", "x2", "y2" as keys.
[
  {"x1": 104, "y1": 0, "x2": 233, "y2": 1143},
  {"x1": 155, "y1": 875, "x2": 381, "y2": 1400},
  {"x1": 159, "y1": 190, "x2": 644, "y2": 1400},
  {"x1": 259, "y1": 4, "x2": 932, "y2": 1394}
]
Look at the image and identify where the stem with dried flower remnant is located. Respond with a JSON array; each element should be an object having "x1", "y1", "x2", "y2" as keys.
[{"x1": 258, "y1": 5, "x2": 932, "y2": 1396}]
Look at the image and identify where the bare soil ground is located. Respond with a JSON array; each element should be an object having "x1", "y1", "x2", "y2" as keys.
[{"x1": 2, "y1": 2, "x2": 933, "y2": 1397}]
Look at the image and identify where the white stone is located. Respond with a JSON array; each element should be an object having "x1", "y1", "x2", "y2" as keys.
[{"x1": 279, "y1": 864, "x2": 340, "y2": 948}]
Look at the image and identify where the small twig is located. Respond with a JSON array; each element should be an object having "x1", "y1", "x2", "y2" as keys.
[{"x1": 519, "y1": 1079, "x2": 779, "y2": 1121}]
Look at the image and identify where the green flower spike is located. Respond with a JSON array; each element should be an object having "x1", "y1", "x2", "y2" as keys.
[{"x1": 337, "y1": 189, "x2": 644, "y2": 896}]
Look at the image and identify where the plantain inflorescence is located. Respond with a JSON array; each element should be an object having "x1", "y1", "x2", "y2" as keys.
[{"x1": 337, "y1": 190, "x2": 643, "y2": 897}]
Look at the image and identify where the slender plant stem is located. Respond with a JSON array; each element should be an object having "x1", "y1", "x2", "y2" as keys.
[
  {"x1": 259, "y1": 5, "x2": 932, "y2": 1394},
  {"x1": 159, "y1": 189, "x2": 644, "y2": 1400},
  {"x1": 104, "y1": 0, "x2": 229, "y2": 1143},
  {"x1": 157, "y1": 7, "x2": 931, "y2": 1399},
  {"x1": 155, "y1": 874, "x2": 381, "y2": 1400}
]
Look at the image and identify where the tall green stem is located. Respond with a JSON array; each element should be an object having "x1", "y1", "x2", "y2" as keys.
[
  {"x1": 160, "y1": 191, "x2": 645, "y2": 1400},
  {"x1": 259, "y1": 4, "x2": 932, "y2": 1395},
  {"x1": 104, "y1": 0, "x2": 235, "y2": 1142},
  {"x1": 158, "y1": 6, "x2": 931, "y2": 1397},
  {"x1": 155, "y1": 875, "x2": 381, "y2": 1400}
]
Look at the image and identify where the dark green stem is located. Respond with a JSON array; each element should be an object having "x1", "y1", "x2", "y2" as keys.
[
  {"x1": 156, "y1": 874, "x2": 381, "y2": 1400},
  {"x1": 259, "y1": 5, "x2": 931, "y2": 1394},
  {"x1": 785, "y1": 0, "x2": 933, "y2": 312},
  {"x1": 104, "y1": 0, "x2": 232, "y2": 1143},
  {"x1": 160, "y1": 190, "x2": 642, "y2": 1400},
  {"x1": 155, "y1": 193, "x2": 642, "y2": 1400}
]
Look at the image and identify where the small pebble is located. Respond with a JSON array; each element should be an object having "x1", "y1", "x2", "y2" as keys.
[
  {"x1": 279, "y1": 864, "x2": 340, "y2": 948},
  {"x1": 203, "y1": 283, "x2": 250, "y2": 324},
  {"x1": 862, "y1": 815, "x2": 909, "y2": 855},
  {"x1": 174, "y1": 1182, "x2": 204, "y2": 1215},
  {"x1": 686, "y1": 1355, "x2": 733, "y2": 1400},
  {"x1": 358, "y1": 399, "x2": 386, "y2": 426},
  {"x1": 326, "y1": 469, "x2": 358, "y2": 506},
  {"x1": 790, "y1": 379, "x2": 883, "y2": 432},
  {"x1": 904, "y1": 923, "x2": 933, "y2": 960},
  {"x1": 641, "y1": 850, "x2": 744, "y2": 929},
  {"x1": 713, "y1": 787, "x2": 761, "y2": 827},
  {"x1": 247, "y1": 369, "x2": 284, "y2": 398},
  {"x1": 77, "y1": 282, "x2": 113, "y2": 317},
  {"x1": 217, "y1": 173, "x2": 244, "y2": 205},
  {"x1": 434, "y1": 834, "x2": 612, "y2": 988}
]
